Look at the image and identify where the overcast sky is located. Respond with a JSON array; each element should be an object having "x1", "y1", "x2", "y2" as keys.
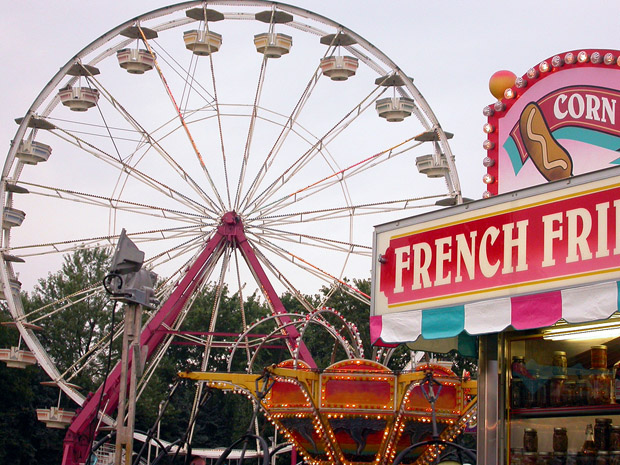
[{"x1": 2, "y1": 0, "x2": 618, "y2": 200}]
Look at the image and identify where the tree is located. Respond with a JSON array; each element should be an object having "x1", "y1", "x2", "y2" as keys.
[
  {"x1": 23, "y1": 247, "x2": 114, "y2": 392},
  {"x1": 0, "y1": 307, "x2": 65, "y2": 465}
]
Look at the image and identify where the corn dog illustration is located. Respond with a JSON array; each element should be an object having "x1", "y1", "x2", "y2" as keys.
[{"x1": 519, "y1": 102, "x2": 573, "y2": 181}]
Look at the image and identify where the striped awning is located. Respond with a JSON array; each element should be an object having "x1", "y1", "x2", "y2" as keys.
[{"x1": 371, "y1": 280, "x2": 620, "y2": 345}]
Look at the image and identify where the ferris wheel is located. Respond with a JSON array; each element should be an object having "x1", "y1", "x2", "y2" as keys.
[{"x1": 0, "y1": 1, "x2": 461, "y2": 464}]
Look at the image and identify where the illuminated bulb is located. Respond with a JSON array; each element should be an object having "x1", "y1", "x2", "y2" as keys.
[
  {"x1": 578, "y1": 51, "x2": 589, "y2": 63},
  {"x1": 539, "y1": 61, "x2": 550, "y2": 72},
  {"x1": 483, "y1": 173, "x2": 495, "y2": 184},
  {"x1": 551, "y1": 55, "x2": 563, "y2": 68},
  {"x1": 494, "y1": 101, "x2": 505, "y2": 112},
  {"x1": 504, "y1": 87, "x2": 515, "y2": 99},
  {"x1": 526, "y1": 67, "x2": 539, "y2": 79},
  {"x1": 605, "y1": 53, "x2": 616, "y2": 65}
]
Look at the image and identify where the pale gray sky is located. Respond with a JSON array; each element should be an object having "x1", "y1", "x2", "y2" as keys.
[
  {"x1": 2, "y1": 0, "x2": 618, "y2": 201},
  {"x1": 0, "y1": 0, "x2": 618, "y2": 291}
]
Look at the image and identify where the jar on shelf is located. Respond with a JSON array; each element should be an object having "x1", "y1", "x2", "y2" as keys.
[
  {"x1": 608, "y1": 451, "x2": 620, "y2": 465},
  {"x1": 553, "y1": 351, "x2": 568, "y2": 375},
  {"x1": 588, "y1": 369, "x2": 612, "y2": 405},
  {"x1": 595, "y1": 418, "x2": 612, "y2": 451},
  {"x1": 551, "y1": 375, "x2": 568, "y2": 407},
  {"x1": 596, "y1": 450, "x2": 610, "y2": 465},
  {"x1": 524, "y1": 428, "x2": 539, "y2": 452},
  {"x1": 610, "y1": 426, "x2": 620, "y2": 451},
  {"x1": 554, "y1": 427, "x2": 569, "y2": 453},
  {"x1": 592, "y1": 345, "x2": 608, "y2": 369},
  {"x1": 513, "y1": 355, "x2": 528, "y2": 378}
]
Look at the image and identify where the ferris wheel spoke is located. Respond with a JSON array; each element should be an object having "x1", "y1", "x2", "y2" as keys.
[
  {"x1": 60, "y1": 319, "x2": 123, "y2": 384},
  {"x1": 245, "y1": 239, "x2": 315, "y2": 314},
  {"x1": 199, "y1": 245, "x2": 232, "y2": 371},
  {"x1": 253, "y1": 135, "x2": 424, "y2": 218},
  {"x1": 148, "y1": 38, "x2": 217, "y2": 109},
  {"x1": 233, "y1": 52, "x2": 270, "y2": 211},
  {"x1": 248, "y1": 225, "x2": 371, "y2": 257},
  {"x1": 254, "y1": 194, "x2": 444, "y2": 228},
  {"x1": 238, "y1": 48, "x2": 330, "y2": 212},
  {"x1": 50, "y1": 128, "x2": 214, "y2": 215},
  {"x1": 138, "y1": 26, "x2": 228, "y2": 211},
  {"x1": 244, "y1": 84, "x2": 388, "y2": 214},
  {"x1": 80, "y1": 73, "x2": 223, "y2": 214},
  {"x1": 144, "y1": 233, "x2": 207, "y2": 270},
  {"x1": 5, "y1": 224, "x2": 211, "y2": 260},
  {"x1": 19, "y1": 181, "x2": 212, "y2": 224},
  {"x1": 252, "y1": 237, "x2": 352, "y2": 298},
  {"x1": 23, "y1": 284, "x2": 105, "y2": 325},
  {"x1": 248, "y1": 234, "x2": 368, "y2": 303}
]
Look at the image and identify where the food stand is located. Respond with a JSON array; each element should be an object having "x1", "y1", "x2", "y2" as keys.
[{"x1": 371, "y1": 49, "x2": 620, "y2": 465}]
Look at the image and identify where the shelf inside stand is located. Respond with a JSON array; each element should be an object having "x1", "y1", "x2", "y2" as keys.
[{"x1": 511, "y1": 404, "x2": 620, "y2": 418}]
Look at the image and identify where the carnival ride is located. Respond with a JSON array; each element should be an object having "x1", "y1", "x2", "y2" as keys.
[{"x1": 0, "y1": 1, "x2": 473, "y2": 464}]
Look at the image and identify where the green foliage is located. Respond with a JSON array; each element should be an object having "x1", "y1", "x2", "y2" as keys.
[
  {"x1": 0, "y1": 308, "x2": 64, "y2": 464},
  {"x1": 23, "y1": 247, "x2": 114, "y2": 392},
  {"x1": 2, "y1": 247, "x2": 477, "y2": 462}
]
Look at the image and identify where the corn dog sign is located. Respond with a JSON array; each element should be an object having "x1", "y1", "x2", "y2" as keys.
[
  {"x1": 483, "y1": 49, "x2": 620, "y2": 196},
  {"x1": 372, "y1": 168, "x2": 620, "y2": 315}
]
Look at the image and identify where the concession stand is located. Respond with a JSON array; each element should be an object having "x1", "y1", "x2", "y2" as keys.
[{"x1": 370, "y1": 49, "x2": 620, "y2": 465}]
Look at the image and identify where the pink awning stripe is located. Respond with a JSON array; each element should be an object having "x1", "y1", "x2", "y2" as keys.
[
  {"x1": 371, "y1": 279, "x2": 620, "y2": 345},
  {"x1": 510, "y1": 291, "x2": 562, "y2": 330}
]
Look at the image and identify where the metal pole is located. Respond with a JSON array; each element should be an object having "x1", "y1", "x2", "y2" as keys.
[{"x1": 114, "y1": 303, "x2": 142, "y2": 465}]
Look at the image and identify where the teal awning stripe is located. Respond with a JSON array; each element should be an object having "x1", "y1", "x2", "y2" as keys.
[{"x1": 421, "y1": 305, "x2": 465, "y2": 339}]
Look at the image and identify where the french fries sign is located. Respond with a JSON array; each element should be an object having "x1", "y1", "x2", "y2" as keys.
[{"x1": 372, "y1": 171, "x2": 620, "y2": 315}]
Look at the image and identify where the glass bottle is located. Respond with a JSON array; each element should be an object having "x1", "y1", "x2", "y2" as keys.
[{"x1": 581, "y1": 423, "x2": 598, "y2": 465}]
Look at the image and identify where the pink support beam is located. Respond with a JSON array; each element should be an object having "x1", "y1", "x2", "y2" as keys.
[{"x1": 62, "y1": 213, "x2": 315, "y2": 465}]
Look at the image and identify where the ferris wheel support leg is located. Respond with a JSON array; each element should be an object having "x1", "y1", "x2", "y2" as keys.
[
  {"x1": 231, "y1": 218, "x2": 316, "y2": 368},
  {"x1": 62, "y1": 232, "x2": 227, "y2": 465}
]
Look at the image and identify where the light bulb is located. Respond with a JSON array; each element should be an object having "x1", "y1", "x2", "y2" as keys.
[
  {"x1": 578, "y1": 51, "x2": 589, "y2": 63},
  {"x1": 551, "y1": 55, "x2": 563, "y2": 68},
  {"x1": 483, "y1": 173, "x2": 495, "y2": 184},
  {"x1": 515, "y1": 77, "x2": 527, "y2": 88},
  {"x1": 482, "y1": 155, "x2": 495, "y2": 166}
]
